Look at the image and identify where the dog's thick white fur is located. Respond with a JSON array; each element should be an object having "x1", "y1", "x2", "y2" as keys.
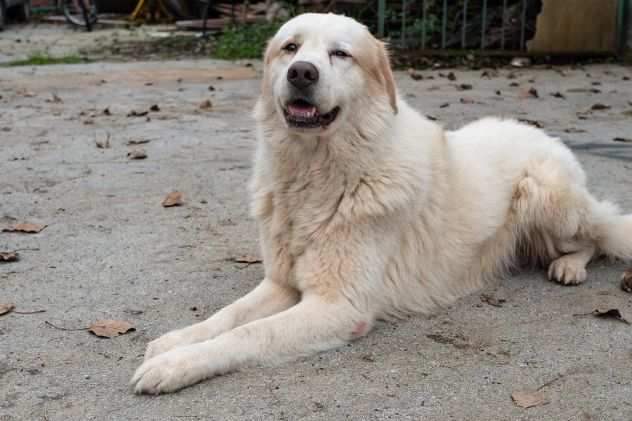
[{"x1": 131, "y1": 13, "x2": 632, "y2": 394}]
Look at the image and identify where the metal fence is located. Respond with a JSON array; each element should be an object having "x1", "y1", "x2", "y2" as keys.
[{"x1": 375, "y1": 0, "x2": 629, "y2": 53}]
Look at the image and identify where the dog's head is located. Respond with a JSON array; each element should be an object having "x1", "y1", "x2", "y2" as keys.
[{"x1": 257, "y1": 13, "x2": 397, "y2": 136}]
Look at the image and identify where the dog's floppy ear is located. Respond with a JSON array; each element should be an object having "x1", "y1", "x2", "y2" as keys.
[{"x1": 376, "y1": 40, "x2": 398, "y2": 114}]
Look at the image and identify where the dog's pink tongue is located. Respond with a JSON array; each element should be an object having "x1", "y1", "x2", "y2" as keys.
[{"x1": 288, "y1": 104, "x2": 317, "y2": 118}]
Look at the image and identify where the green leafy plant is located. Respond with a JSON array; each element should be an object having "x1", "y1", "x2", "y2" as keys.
[
  {"x1": 213, "y1": 22, "x2": 283, "y2": 60},
  {"x1": 1, "y1": 54, "x2": 87, "y2": 67}
]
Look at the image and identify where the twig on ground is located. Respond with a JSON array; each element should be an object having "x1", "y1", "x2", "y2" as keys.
[{"x1": 44, "y1": 321, "x2": 88, "y2": 331}]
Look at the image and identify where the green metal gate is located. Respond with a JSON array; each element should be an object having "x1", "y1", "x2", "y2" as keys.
[{"x1": 375, "y1": 0, "x2": 629, "y2": 53}]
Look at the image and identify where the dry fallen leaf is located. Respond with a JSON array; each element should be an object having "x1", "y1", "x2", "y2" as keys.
[
  {"x1": 88, "y1": 319, "x2": 135, "y2": 338},
  {"x1": 96, "y1": 134, "x2": 111, "y2": 149},
  {"x1": 0, "y1": 303, "x2": 15, "y2": 316},
  {"x1": 613, "y1": 137, "x2": 632, "y2": 143},
  {"x1": 199, "y1": 99, "x2": 213, "y2": 110},
  {"x1": 46, "y1": 93, "x2": 63, "y2": 103},
  {"x1": 162, "y1": 191, "x2": 183, "y2": 207},
  {"x1": 457, "y1": 83, "x2": 473, "y2": 91},
  {"x1": 127, "y1": 110, "x2": 149, "y2": 117},
  {"x1": 127, "y1": 149, "x2": 147, "y2": 160},
  {"x1": 594, "y1": 309, "x2": 630, "y2": 324},
  {"x1": 480, "y1": 293, "x2": 506, "y2": 308},
  {"x1": 518, "y1": 118, "x2": 544, "y2": 128},
  {"x1": 511, "y1": 390, "x2": 547, "y2": 409},
  {"x1": 232, "y1": 255, "x2": 262, "y2": 264},
  {"x1": 149, "y1": 104, "x2": 160, "y2": 112},
  {"x1": 519, "y1": 87, "x2": 539, "y2": 98},
  {"x1": 0, "y1": 251, "x2": 19, "y2": 262},
  {"x1": 621, "y1": 269, "x2": 632, "y2": 293},
  {"x1": 127, "y1": 139, "x2": 151, "y2": 145},
  {"x1": 564, "y1": 128, "x2": 587, "y2": 134},
  {"x1": 591, "y1": 103, "x2": 610, "y2": 111},
  {"x1": 3, "y1": 222, "x2": 47, "y2": 233}
]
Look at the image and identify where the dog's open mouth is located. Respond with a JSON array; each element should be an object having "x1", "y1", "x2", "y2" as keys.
[{"x1": 283, "y1": 99, "x2": 340, "y2": 128}]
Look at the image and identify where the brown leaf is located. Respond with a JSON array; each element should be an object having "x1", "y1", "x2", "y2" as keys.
[
  {"x1": 127, "y1": 149, "x2": 147, "y2": 160},
  {"x1": 127, "y1": 139, "x2": 151, "y2": 145},
  {"x1": 88, "y1": 319, "x2": 135, "y2": 338},
  {"x1": 149, "y1": 104, "x2": 160, "y2": 112},
  {"x1": 480, "y1": 293, "x2": 506, "y2": 308},
  {"x1": 613, "y1": 137, "x2": 632, "y2": 143},
  {"x1": 127, "y1": 110, "x2": 149, "y2": 117},
  {"x1": 95, "y1": 134, "x2": 111, "y2": 149},
  {"x1": 231, "y1": 255, "x2": 262, "y2": 264},
  {"x1": 511, "y1": 390, "x2": 547, "y2": 409},
  {"x1": 621, "y1": 269, "x2": 632, "y2": 293},
  {"x1": 518, "y1": 119, "x2": 544, "y2": 128},
  {"x1": 457, "y1": 83, "x2": 473, "y2": 91},
  {"x1": 3, "y1": 222, "x2": 47, "y2": 233},
  {"x1": 199, "y1": 99, "x2": 213, "y2": 110},
  {"x1": 590, "y1": 308, "x2": 630, "y2": 325},
  {"x1": 162, "y1": 191, "x2": 183, "y2": 207},
  {"x1": 0, "y1": 251, "x2": 19, "y2": 262},
  {"x1": 519, "y1": 87, "x2": 539, "y2": 98},
  {"x1": 591, "y1": 103, "x2": 610, "y2": 111},
  {"x1": 46, "y1": 93, "x2": 63, "y2": 103},
  {"x1": 0, "y1": 303, "x2": 15, "y2": 316}
]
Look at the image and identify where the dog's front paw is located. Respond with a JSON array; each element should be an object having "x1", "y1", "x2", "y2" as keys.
[
  {"x1": 131, "y1": 349, "x2": 204, "y2": 395},
  {"x1": 548, "y1": 256, "x2": 587, "y2": 285},
  {"x1": 144, "y1": 330, "x2": 189, "y2": 361}
]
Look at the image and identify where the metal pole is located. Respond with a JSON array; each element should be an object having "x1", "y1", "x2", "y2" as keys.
[
  {"x1": 617, "y1": 0, "x2": 629, "y2": 54},
  {"x1": 422, "y1": 0, "x2": 427, "y2": 49},
  {"x1": 462, "y1": 0, "x2": 468, "y2": 49},
  {"x1": 501, "y1": 0, "x2": 507, "y2": 50},
  {"x1": 481, "y1": 0, "x2": 487, "y2": 50},
  {"x1": 378, "y1": 0, "x2": 386, "y2": 38},
  {"x1": 520, "y1": 0, "x2": 527, "y2": 50},
  {"x1": 401, "y1": 0, "x2": 406, "y2": 47},
  {"x1": 441, "y1": 0, "x2": 447, "y2": 49}
]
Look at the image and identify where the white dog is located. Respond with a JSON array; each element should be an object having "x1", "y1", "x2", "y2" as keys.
[{"x1": 131, "y1": 13, "x2": 632, "y2": 394}]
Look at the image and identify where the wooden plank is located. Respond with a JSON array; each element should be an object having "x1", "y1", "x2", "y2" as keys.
[{"x1": 528, "y1": 0, "x2": 617, "y2": 53}]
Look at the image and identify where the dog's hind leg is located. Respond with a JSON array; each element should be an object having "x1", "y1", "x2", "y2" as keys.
[
  {"x1": 547, "y1": 239, "x2": 596, "y2": 285},
  {"x1": 512, "y1": 158, "x2": 605, "y2": 285}
]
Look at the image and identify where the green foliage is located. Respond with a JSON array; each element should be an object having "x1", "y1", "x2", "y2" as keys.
[
  {"x1": 1, "y1": 54, "x2": 87, "y2": 67},
  {"x1": 213, "y1": 22, "x2": 283, "y2": 60}
]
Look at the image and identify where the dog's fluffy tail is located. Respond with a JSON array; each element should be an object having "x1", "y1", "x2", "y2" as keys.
[{"x1": 595, "y1": 206, "x2": 632, "y2": 261}]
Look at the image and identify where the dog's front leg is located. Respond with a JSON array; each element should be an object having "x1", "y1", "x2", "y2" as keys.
[
  {"x1": 143, "y1": 279, "x2": 299, "y2": 360},
  {"x1": 132, "y1": 293, "x2": 371, "y2": 394}
]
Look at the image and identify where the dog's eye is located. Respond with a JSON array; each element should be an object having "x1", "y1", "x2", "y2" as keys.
[
  {"x1": 332, "y1": 50, "x2": 351, "y2": 58},
  {"x1": 282, "y1": 43, "x2": 298, "y2": 53}
]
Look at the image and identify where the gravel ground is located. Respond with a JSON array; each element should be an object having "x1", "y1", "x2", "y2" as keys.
[{"x1": 1, "y1": 56, "x2": 632, "y2": 421}]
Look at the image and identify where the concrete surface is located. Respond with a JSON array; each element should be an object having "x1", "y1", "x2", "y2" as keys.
[
  {"x1": 1, "y1": 58, "x2": 632, "y2": 421},
  {"x1": 0, "y1": 23, "x2": 209, "y2": 65}
]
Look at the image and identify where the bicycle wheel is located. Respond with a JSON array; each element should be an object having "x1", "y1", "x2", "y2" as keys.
[{"x1": 64, "y1": 0, "x2": 98, "y2": 31}]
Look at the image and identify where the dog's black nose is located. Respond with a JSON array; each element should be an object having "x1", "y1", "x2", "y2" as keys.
[{"x1": 287, "y1": 61, "x2": 319, "y2": 89}]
